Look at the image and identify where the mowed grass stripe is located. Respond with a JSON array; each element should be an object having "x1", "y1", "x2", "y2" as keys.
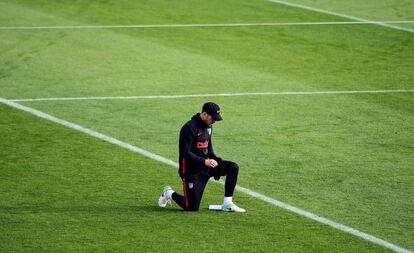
[
  {"x1": 1, "y1": 20, "x2": 413, "y2": 30},
  {"x1": 8, "y1": 89, "x2": 414, "y2": 102},
  {"x1": 0, "y1": 98, "x2": 411, "y2": 253},
  {"x1": 0, "y1": 0, "x2": 343, "y2": 26}
]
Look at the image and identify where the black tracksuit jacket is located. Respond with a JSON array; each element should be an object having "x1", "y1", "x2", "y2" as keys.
[{"x1": 178, "y1": 113, "x2": 220, "y2": 177}]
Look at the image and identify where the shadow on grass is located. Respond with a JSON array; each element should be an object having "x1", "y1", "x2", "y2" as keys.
[{"x1": 0, "y1": 204, "x2": 185, "y2": 213}]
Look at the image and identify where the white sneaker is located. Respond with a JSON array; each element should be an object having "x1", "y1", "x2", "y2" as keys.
[
  {"x1": 221, "y1": 202, "x2": 246, "y2": 213},
  {"x1": 158, "y1": 186, "x2": 173, "y2": 207}
]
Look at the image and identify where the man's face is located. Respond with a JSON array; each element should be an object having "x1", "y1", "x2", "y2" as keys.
[{"x1": 201, "y1": 112, "x2": 215, "y2": 126}]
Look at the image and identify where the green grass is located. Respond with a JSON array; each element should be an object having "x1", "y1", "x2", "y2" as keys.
[
  {"x1": 21, "y1": 93, "x2": 414, "y2": 249},
  {"x1": 0, "y1": 12, "x2": 412, "y2": 99},
  {"x1": 1, "y1": 0, "x2": 413, "y2": 252},
  {"x1": 0, "y1": 104, "x2": 389, "y2": 252}
]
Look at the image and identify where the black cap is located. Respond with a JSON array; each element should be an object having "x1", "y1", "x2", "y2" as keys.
[{"x1": 202, "y1": 102, "x2": 222, "y2": 121}]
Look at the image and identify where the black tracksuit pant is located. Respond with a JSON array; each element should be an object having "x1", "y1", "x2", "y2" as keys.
[{"x1": 172, "y1": 160, "x2": 239, "y2": 211}]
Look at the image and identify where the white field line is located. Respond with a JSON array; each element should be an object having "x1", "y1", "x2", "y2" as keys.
[
  {"x1": 0, "y1": 21, "x2": 413, "y2": 30},
  {"x1": 0, "y1": 97, "x2": 412, "y2": 253},
  {"x1": 267, "y1": 0, "x2": 414, "y2": 33},
  {"x1": 9, "y1": 89, "x2": 414, "y2": 102}
]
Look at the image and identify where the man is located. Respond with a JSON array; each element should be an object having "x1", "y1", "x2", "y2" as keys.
[{"x1": 158, "y1": 102, "x2": 246, "y2": 212}]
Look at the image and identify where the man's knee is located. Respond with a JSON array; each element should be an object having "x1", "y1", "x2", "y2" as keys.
[
  {"x1": 185, "y1": 203, "x2": 200, "y2": 211},
  {"x1": 184, "y1": 195, "x2": 202, "y2": 211},
  {"x1": 220, "y1": 161, "x2": 239, "y2": 177}
]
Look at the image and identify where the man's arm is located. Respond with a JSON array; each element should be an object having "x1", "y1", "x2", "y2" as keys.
[
  {"x1": 179, "y1": 125, "x2": 206, "y2": 166},
  {"x1": 208, "y1": 137, "x2": 217, "y2": 160},
  {"x1": 207, "y1": 129, "x2": 221, "y2": 162}
]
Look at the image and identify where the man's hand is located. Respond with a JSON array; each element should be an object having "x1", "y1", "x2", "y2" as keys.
[{"x1": 204, "y1": 159, "x2": 218, "y2": 168}]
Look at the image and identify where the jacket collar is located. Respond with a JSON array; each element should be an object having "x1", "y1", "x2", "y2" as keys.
[{"x1": 192, "y1": 113, "x2": 209, "y2": 128}]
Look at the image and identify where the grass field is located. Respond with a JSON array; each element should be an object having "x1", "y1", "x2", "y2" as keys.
[{"x1": 1, "y1": 0, "x2": 413, "y2": 252}]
